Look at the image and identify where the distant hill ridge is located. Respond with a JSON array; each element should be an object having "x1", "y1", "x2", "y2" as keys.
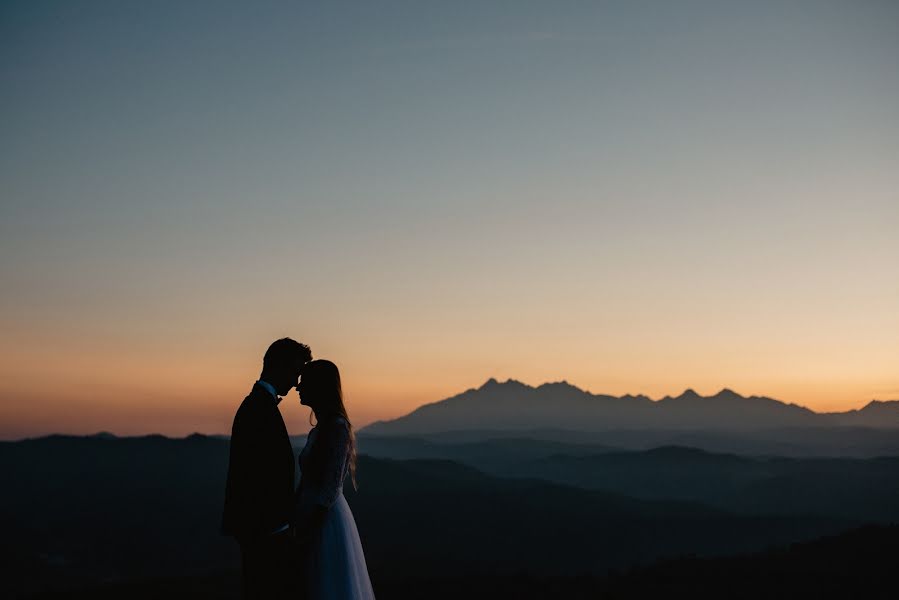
[{"x1": 362, "y1": 378, "x2": 899, "y2": 436}]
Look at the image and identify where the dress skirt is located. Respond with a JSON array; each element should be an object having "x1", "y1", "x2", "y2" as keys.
[{"x1": 301, "y1": 492, "x2": 376, "y2": 600}]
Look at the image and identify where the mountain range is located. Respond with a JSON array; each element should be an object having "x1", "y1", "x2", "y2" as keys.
[{"x1": 361, "y1": 379, "x2": 899, "y2": 436}]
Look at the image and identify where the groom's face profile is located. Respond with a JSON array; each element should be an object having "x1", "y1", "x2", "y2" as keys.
[
  {"x1": 273, "y1": 357, "x2": 305, "y2": 396},
  {"x1": 261, "y1": 338, "x2": 312, "y2": 396},
  {"x1": 288, "y1": 358, "x2": 304, "y2": 393}
]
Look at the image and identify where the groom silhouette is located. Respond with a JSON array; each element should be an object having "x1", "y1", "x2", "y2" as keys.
[{"x1": 222, "y1": 337, "x2": 312, "y2": 599}]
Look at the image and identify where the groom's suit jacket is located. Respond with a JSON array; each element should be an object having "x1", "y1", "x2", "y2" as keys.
[{"x1": 222, "y1": 383, "x2": 296, "y2": 543}]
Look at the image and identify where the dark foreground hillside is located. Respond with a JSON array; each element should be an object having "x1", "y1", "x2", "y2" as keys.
[
  {"x1": 29, "y1": 525, "x2": 899, "y2": 599},
  {"x1": 0, "y1": 434, "x2": 889, "y2": 598}
]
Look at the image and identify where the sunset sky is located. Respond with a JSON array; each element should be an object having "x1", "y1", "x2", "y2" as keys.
[{"x1": 2, "y1": 1, "x2": 897, "y2": 439}]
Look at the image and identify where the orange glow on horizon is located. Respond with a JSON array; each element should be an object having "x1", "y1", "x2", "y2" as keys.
[{"x1": 2, "y1": 355, "x2": 895, "y2": 439}]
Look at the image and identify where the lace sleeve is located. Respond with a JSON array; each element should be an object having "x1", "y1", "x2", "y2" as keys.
[{"x1": 314, "y1": 418, "x2": 351, "y2": 508}]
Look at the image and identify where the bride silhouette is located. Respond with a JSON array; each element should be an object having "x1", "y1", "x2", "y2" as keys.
[{"x1": 294, "y1": 359, "x2": 376, "y2": 600}]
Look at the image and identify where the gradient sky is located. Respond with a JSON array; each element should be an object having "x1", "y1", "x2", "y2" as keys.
[{"x1": 2, "y1": 0, "x2": 898, "y2": 439}]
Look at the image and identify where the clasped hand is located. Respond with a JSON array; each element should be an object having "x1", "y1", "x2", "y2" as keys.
[{"x1": 291, "y1": 504, "x2": 329, "y2": 543}]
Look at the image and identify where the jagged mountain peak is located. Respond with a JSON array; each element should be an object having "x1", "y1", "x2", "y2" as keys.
[
  {"x1": 479, "y1": 378, "x2": 531, "y2": 391},
  {"x1": 536, "y1": 380, "x2": 584, "y2": 393},
  {"x1": 859, "y1": 399, "x2": 899, "y2": 413},
  {"x1": 622, "y1": 393, "x2": 653, "y2": 402},
  {"x1": 661, "y1": 388, "x2": 702, "y2": 402},
  {"x1": 660, "y1": 389, "x2": 751, "y2": 403}
]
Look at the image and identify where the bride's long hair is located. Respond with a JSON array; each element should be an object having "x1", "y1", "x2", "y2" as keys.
[{"x1": 303, "y1": 359, "x2": 357, "y2": 489}]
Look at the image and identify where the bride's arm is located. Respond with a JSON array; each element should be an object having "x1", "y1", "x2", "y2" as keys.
[
  {"x1": 296, "y1": 419, "x2": 350, "y2": 535},
  {"x1": 313, "y1": 419, "x2": 351, "y2": 509}
]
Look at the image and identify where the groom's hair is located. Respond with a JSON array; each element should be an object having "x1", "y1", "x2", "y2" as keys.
[{"x1": 263, "y1": 338, "x2": 312, "y2": 372}]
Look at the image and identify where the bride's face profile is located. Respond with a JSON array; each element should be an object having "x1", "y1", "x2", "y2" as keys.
[
  {"x1": 297, "y1": 377, "x2": 310, "y2": 407},
  {"x1": 296, "y1": 375, "x2": 323, "y2": 412}
]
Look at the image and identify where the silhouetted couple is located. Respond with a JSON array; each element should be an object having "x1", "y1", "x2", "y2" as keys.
[{"x1": 222, "y1": 338, "x2": 375, "y2": 599}]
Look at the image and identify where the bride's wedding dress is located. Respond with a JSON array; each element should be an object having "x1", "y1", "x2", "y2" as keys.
[{"x1": 296, "y1": 417, "x2": 376, "y2": 600}]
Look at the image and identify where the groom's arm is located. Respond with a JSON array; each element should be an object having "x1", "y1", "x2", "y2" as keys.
[
  {"x1": 223, "y1": 406, "x2": 256, "y2": 541},
  {"x1": 224, "y1": 404, "x2": 281, "y2": 541}
]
